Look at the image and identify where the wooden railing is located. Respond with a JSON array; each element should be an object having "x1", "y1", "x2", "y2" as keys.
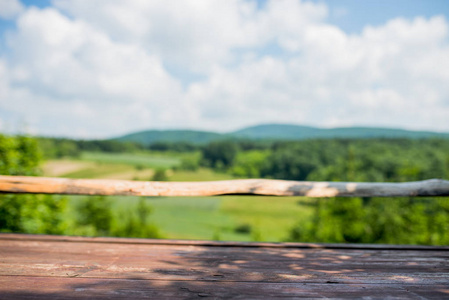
[{"x1": 1, "y1": 175, "x2": 448, "y2": 197}]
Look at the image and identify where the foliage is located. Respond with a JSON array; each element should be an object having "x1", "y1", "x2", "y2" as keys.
[
  {"x1": 75, "y1": 196, "x2": 113, "y2": 236},
  {"x1": 112, "y1": 199, "x2": 161, "y2": 238},
  {"x1": 0, "y1": 194, "x2": 68, "y2": 234},
  {"x1": 259, "y1": 139, "x2": 449, "y2": 182},
  {"x1": 0, "y1": 135, "x2": 42, "y2": 175},
  {"x1": 74, "y1": 197, "x2": 161, "y2": 239},
  {"x1": 173, "y1": 152, "x2": 201, "y2": 171},
  {"x1": 0, "y1": 134, "x2": 161, "y2": 239},
  {"x1": 234, "y1": 223, "x2": 252, "y2": 234},
  {"x1": 148, "y1": 141, "x2": 199, "y2": 152},
  {"x1": 201, "y1": 140, "x2": 239, "y2": 170},
  {"x1": 38, "y1": 137, "x2": 143, "y2": 159},
  {"x1": 265, "y1": 139, "x2": 449, "y2": 245},
  {"x1": 287, "y1": 197, "x2": 449, "y2": 245},
  {"x1": 177, "y1": 157, "x2": 200, "y2": 171},
  {"x1": 0, "y1": 134, "x2": 67, "y2": 234},
  {"x1": 230, "y1": 150, "x2": 269, "y2": 178},
  {"x1": 152, "y1": 169, "x2": 169, "y2": 181},
  {"x1": 205, "y1": 138, "x2": 449, "y2": 245}
]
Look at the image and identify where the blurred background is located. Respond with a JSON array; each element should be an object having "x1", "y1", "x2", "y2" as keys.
[{"x1": 1, "y1": 0, "x2": 448, "y2": 244}]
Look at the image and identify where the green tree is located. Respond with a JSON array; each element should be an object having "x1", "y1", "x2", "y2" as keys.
[
  {"x1": 0, "y1": 134, "x2": 67, "y2": 234},
  {"x1": 152, "y1": 168, "x2": 169, "y2": 181},
  {"x1": 282, "y1": 138, "x2": 449, "y2": 245},
  {"x1": 230, "y1": 150, "x2": 269, "y2": 178},
  {"x1": 201, "y1": 141, "x2": 238, "y2": 170},
  {"x1": 73, "y1": 196, "x2": 161, "y2": 239},
  {"x1": 288, "y1": 197, "x2": 449, "y2": 245},
  {"x1": 112, "y1": 199, "x2": 161, "y2": 238},
  {"x1": 75, "y1": 196, "x2": 113, "y2": 236}
]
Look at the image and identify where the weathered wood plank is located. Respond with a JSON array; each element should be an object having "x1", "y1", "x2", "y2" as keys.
[
  {"x1": 1, "y1": 175, "x2": 449, "y2": 197},
  {"x1": 2, "y1": 233, "x2": 448, "y2": 250},
  {"x1": 0, "y1": 234, "x2": 448, "y2": 299},
  {"x1": 1, "y1": 276, "x2": 448, "y2": 299}
]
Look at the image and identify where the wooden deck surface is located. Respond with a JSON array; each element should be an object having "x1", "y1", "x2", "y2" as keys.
[{"x1": 0, "y1": 234, "x2": 448, "y2": 299}]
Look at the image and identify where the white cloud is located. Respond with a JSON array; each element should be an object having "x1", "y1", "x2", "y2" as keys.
[
  {"x1": 0, "y1": 0, "x2": 24, "y2": 19},
  {"x1": 7, "y1": 8, "x2": 181, "y2": 101},
  {"x1": 1, "y1": 7, "x2": 191, "y2": 137},
  {"x1": 53, "y1": 0, "x2": 258, "y2": 72},
  {"x1": 52, "y1": 0, "x2": 328, "y2": 73},
  {"x1": 0, "y1": 0, "x2": 448, "y2": 137},
  {"x1": 183, "y1": 14, "x2": 449, "y2": 132}
]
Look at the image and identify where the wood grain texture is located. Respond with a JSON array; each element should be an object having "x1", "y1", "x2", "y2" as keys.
[
  {"x1": 0, "y1": 234, "x2": 448, "y2": 299},
  {"x1": 1, "y1": 175, "x2": 449, "y2": 197}
]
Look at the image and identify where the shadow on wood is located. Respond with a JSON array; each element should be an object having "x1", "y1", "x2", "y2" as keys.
[{"x1": 0, "y1": 234, "x2": 448, "y2": 299}]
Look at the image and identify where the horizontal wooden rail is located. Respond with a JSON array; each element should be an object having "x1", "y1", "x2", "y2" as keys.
[{"x1": 0, "y1": 175, "x2": 448, "y2": 197}]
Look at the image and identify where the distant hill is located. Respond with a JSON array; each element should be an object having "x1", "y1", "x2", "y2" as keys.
[
  {"x1": 232, "y1": 124, "x2": 449, "y2": 140},
  {"x1": 232, "y1": 124, "x2": 320, "y2": 139},
  {"x1": 115, "y1": 130, "x2": 223, "y2": 145},
  {"x1": 114, "y1": 124, "x2": 449, "y2": 145}
]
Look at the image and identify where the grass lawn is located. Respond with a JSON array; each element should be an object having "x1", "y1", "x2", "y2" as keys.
[
  {"x1": 60, "y1": 163, "x2": 133, "y2": 179},
  {"x1": 42, "y1": 160, "x2": 96, "y2": 177},
  {"x1": 96, "y1": 195, "x2": 313, "y2": 242},
  {"x1": 170, "y1": 168, "x2": 234, "y2": 181},
  {"x1": 220, "y1": 196, "x2": 313, "y2": 241},
  {"x1": 135, "y1": 197, "x2": 238, "y2": 240},
  {"x1": 80, "y1": 151, "x2": 182, "y2": 168},
  {"x1": 43, "y1": 151, "x2": 189, "y2": 180}
]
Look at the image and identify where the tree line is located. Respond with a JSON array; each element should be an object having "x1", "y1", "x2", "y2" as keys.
[
  {"x1": 36, "y1": 137, "x2": 270, "y2": 159},
  {"x1": 200, "y1": 138, "x2": 449, "y2": 181},
  {"x1": 37, "y1": 137, "x2": 145, "y2": 158}
]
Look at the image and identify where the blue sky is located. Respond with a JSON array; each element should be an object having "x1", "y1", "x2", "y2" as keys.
[
  {"x1": 0, "y1": 0, "x2": 448, "y2": 138},
  {"x1": 254, "y1": 0, "x2": 449, "y2": 33},
  {"x1": 320, "y1": 0, "x2": 449, "y2": 32}
]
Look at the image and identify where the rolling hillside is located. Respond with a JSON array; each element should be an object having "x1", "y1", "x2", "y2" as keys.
[
  {"x1": 114, "y1": 124, "x2": 449, "y2": 145},
  {"x1": 232, "y1": 124, "x2": 449, "y2": 140},
  {"x1": 115, "y1": 130, "x2": 223, "y2": 145}
]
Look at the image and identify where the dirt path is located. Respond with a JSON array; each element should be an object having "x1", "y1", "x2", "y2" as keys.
[{"x1": 42, "y1": 160, "x2": 96, "y2": 177}]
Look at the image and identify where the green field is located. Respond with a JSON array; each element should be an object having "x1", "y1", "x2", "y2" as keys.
[
  {"x1": 44, "y1": 151, "x2": 311, "y2": 242},
  {"x1": 170, "y1": 168, "x2": 234, "y2": 181},
  {"x1": 110, "y1": 195, "x2": 312, "y2": 241},
  {"x1": 80, "y1": 151, "x2": 182, "y2": 168},
  {"x1": 64, "y1": 195, "x2": 311, "y2": 242}
]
